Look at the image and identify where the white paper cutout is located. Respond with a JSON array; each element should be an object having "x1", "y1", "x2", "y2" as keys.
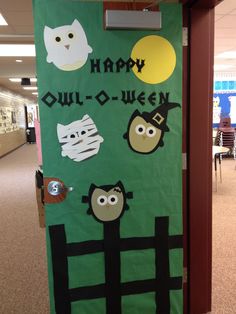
[
  {"x1": 44, "y1": 19, "x2": 92, "y2": 71},
  {"x1": 57, "y1": 115, "x2": 104, "y2": 162}
]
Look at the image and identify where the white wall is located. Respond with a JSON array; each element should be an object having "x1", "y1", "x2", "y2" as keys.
[{"x1": 0, "y1": 87, "x2": 36, "y2": 157}]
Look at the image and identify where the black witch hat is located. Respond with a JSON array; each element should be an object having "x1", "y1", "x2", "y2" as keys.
[{"x1": 142, "y1": 97, "x2": 180, "y2": 131}]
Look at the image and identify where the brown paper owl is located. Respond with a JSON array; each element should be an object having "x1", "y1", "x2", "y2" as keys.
[{"x1": 123, "y1": 101, "x2": 180, "y2": 154}]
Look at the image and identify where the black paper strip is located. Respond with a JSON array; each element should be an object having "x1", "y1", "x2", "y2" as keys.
[
  {"x1": 120, "y1": 237, "x2": 154, "y2": 251},
  {"x1": 155, "y1": 217, "x2": 170, "y2": 314},
  {"x1": 103, "y1": 221, "x2": 121, "y2": 314},
  {"x1": 121, "y1": 277, "x2": 182, "y2": 296},
  {"x1": 66, "y1": 234, "x2": 183, "y2": 257},
  {"x1": 49, "y1": 225, "x2": 71, "y2": 314},
  {"x1": 67, "y1": 240, "x2": 103, "y2": 256},
  {"x1": 69, "y1": 276, "x2": 182, "y2": 302},
  {"x1": 168, "y1": 235, "x2": 183, "y2": 249},
  {"x1": 70, "y1": 284, "x2": 105, "y2": 302}
]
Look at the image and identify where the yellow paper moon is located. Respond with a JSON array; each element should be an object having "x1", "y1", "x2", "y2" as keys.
[{"x1": 131, "y1": 35, "x2": 176, "y2": 84}]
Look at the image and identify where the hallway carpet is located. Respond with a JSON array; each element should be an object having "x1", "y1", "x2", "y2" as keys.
[
  {"x1": 0, "y1": 144, "x2": 49, "y2": 314},
  {"x1": 212, "y1": 158, "x2": 236, "y2": 314},
  {"x1": 0, "y1": 145, "x2": 235, "y2": 313}
]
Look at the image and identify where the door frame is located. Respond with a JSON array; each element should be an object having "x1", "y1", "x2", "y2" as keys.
[{"x1": 183, "y1": 0, "x2": 224, "y2": 313}]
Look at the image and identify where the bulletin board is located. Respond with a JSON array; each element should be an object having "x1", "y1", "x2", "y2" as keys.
[
  {"x1": 0, "y1": 107, "x2": 21, "y2": 134},
  {"x1": 213, "y1": 80, "x2": 236, "y2": 127}
]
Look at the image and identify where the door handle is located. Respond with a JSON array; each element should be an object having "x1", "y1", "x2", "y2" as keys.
[
  {"x1": 47, "y1": 180, "x2": 73, "y2": 196},
  {"x1": 44, "y1": 177, "x2": 73, "y2": 204}
]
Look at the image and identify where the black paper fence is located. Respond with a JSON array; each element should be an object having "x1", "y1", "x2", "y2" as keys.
[{"x1": 49, "y1": 216, "x2": 183, "y2": 314}]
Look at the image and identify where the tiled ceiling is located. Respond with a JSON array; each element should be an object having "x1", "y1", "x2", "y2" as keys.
[
  {"x1": 0, "y1": 0, "x2": 161, "y2": 101},
  {"x1": 0, "y1": 0, "x2": 235, "y2": 100},
  {"x1": 215, "y1": 0, "x2": 236, "y2": 74},
  {"x1": 0, "y1": 0, "x2": 35, "y2": 100}
]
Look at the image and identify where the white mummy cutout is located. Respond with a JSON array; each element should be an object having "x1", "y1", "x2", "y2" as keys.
[
  {"x1": 57, "y1": 115, "x2": 104, "y2": 162},
  {"x1": 44, "y1": 19, "x2": 92, "y2": 71}
]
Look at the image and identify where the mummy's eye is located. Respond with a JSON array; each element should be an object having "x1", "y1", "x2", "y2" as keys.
[{"x1": 80, "y1": 130, "x2": 87, "y2": 136}]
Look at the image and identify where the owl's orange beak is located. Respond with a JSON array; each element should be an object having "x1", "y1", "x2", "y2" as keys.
[
  {"x1": 65, "y1": 45, "x2": 70, "y2": 50},
  {"x1": 142, "y1": 135, "x2": 147, "y2": 140}
]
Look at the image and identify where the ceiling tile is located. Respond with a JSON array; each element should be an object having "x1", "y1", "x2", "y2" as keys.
[
  {"x1": 0, "y1": 0, "x2": 32, "y2": 12},
  {"x1": 215, "y1": 0, "x2": 236, "y2": 15},
  {"x1": 215, "y1": 15, "x2": 236, "y2": 28},
  {"x1": 214, "y1": 44, "x2": 236, "y2": 54},
  {"x1": 215, "y1": 28, "x2": 236, "y2": 38},
  {"x1": 4, "y1": 12, "x2": 34, "y2": 26},
  {"x1": 215, "y1": 38, "x2": 236, "y2": 47},
  {"x1": 0, "y1": 25, "x2": 15, "y2": 36},
  {"x1": 215, "y1": 14, "x2": 225, "y2": 21},
  {"x1": 13, "y1": 25, "x2": 34, "y2": 35}
]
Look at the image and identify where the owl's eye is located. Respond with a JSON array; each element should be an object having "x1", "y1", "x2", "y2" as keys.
[
  {"x1": 108, "y1": 195, "x2": 118, "y2": 205},
  {"x1": 55, "y1": 36, "x2": 61, "y2": 42},
  {"x1": 97, "y1": 195, "x2": 107, "y2": 206},
  {"x1": 146, "y1": 127, "x2": 157, "y2": 138},
  {"x1": 68, "y1": 32, "x2": 74, "y2": 39},
  {"x1": 135, "y1": 124, "x2": 146, "y2": 135}
]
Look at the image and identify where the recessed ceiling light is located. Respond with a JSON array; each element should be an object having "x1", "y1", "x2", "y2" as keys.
[
  {"x1": 16, "y1": 59, "x2": 23, "y2": 63},
  {"x1": 214, "y1": 64, "x2": 235, "y2": 71},
  {"x1": 216, "y1": 51, "x2": 236, "y2": 59},
  {"x1": 32, "y1": 92, "x2": 38, "y2": 95},
  {"x1": 23, "y1": 86, "x2": 38, "y2": 90},
  {"x1": 0, "y1": 44, "x2": 35, "y2": 57},
  {"x1": 0, "y1": 13, "x2": 8, "y2": 26}
]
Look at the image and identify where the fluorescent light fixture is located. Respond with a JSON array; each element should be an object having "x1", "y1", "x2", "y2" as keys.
[
  {"x1": 214, "y1": 64, "x2": 235, "y2": 71},
  {"x1": 32, "y1": 92, "x2": 38, "y2": 95},
  {"x1": 0, "y1": 13, "x2": 8, "y2": 26},
  {"x1": 23, "y1": 86, "x2": 38, "y2": 90},
  {"x1": 216, "y1": 51, "x2": 236, "y2": 59},
  {"x1": 16, "y1": 59, "x2": 23, "y2": 63},
  {"x1": 9, "y1": 78, "x2": 21, "y2": 82},
  {"x1": 0, "y1": 92, "x2": 25, "y2": 102},
  {"x1": 0, "y1": 44, "x2": 35, "y2": 57},
  {"x1": 9, "y1": 78, "x2": 37, "y2": 83}
]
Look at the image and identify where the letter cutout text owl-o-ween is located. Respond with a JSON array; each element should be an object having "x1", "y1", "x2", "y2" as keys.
[
  {"x1": 44, "y1": 19, "x2": 92, "y2": 71},
  {"x1": 82, "y1": 181, "x2": 133, "y2": 223},
  {"x1": 124, "y1": 100, "x2": 180, "y2": 154}
]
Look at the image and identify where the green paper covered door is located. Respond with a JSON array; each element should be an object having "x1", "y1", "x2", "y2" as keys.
[{"x1": 33, "y1": 1, "x2": 183, "y2": 313}]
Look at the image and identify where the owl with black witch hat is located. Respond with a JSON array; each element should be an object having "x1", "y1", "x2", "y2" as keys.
[{"x1": 123, "y1": 94, "x2": 180, "y2": 154}]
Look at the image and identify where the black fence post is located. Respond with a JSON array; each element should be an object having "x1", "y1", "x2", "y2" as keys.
[
  {"x1": 103, "y1": 220, "x2": 121, "y2": 314},
  {"x1": 155, "y1": 217, "x2": 170, "y2": 314},
  {"x1": 49, "y1": 225, "x2": 71, "y2": 314}
]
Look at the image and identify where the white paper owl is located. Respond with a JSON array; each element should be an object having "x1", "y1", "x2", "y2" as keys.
[
  {"x1": 57, "y1": 115, "x2": 104, "y2": 162},
  {"x1": 44, "y1": 19, "x2": 92, "y2": 71}
]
